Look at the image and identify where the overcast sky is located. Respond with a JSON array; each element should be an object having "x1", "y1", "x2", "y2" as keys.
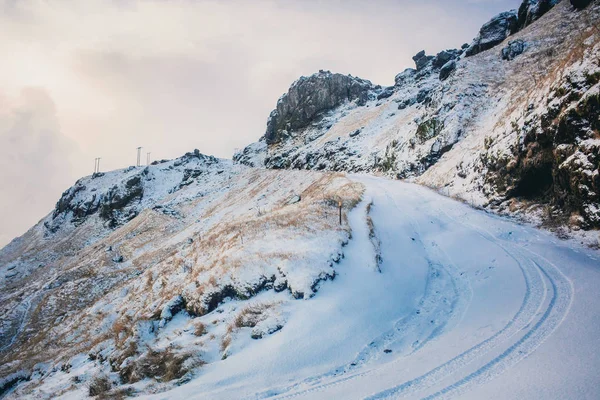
[{"x1": 0, "y1": 0, "x2": 519, "y2": 247}]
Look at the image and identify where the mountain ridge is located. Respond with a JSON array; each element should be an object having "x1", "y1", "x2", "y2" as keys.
[{"x1": 1, "y1": 0, "x2": 599, "y2": 398}]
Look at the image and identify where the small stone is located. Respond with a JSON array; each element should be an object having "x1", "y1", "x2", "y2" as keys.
[
  {"x1": 349, "y1": 129, "x2": 362, "y2": 138},
  {"x1": 287, "y1": 195, "x2": 301, "y2": 205}
]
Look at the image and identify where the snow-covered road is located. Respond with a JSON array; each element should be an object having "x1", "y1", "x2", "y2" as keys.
[{"x1": 151, "y1": 175, "x2": 600, "y2": 400}]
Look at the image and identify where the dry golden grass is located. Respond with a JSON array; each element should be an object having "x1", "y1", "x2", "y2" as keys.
[
  {"x1": 1, "y1": 167, "x2": 365, "y2": 383},
  {"x1": 220, "y1": 335, "x2": 231, "y2": 353},
  {"x1": 193, "y1": 321, "x2": 207, "y2": 336}
]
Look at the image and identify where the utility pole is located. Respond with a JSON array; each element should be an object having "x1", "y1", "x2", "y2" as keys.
[
  {"x1": 136, "y1": 147, "x2": 142, "y2": 167},
  {"x1": 94, "y1": 157, "x2": 102, "y2": 174},
  {"x1": 147, "y1": 152, "x2": 151, "y2": 166},
  {"x1": 338, "y1": 200, "x2": 342, "y2": 225}
]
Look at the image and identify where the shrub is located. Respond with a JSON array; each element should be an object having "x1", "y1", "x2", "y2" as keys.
[
  {"x1": 416, "y1": 118, "x2": 444, "y2": 143},
  {"x1": 88, "y1": 374, "x2": 111, "y2": 397},
  {"x1": 194, "y1": 322, "x2": 207, "y2": 336},
  {"x1": 120, "y1": 348, "x2": 191, "y2": 383}
]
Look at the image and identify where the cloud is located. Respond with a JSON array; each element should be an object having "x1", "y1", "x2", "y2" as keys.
[{"x1": 0, "y1": 88, "x2": 78, "y2": 246}]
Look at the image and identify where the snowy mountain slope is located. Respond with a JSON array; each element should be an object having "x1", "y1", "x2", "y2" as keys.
[
  {"x1": 235, "y1": 0, "x2": 600, "y2": 239},
  {"x1": 51, "y1": 174, "x2": 597, "y2": 400},
  {"x1": 1, "y1": 1, "x2": 600, "y2": 399},
  {"x1": 0, "y1": 151, "x2": 363, "y2": 397}
]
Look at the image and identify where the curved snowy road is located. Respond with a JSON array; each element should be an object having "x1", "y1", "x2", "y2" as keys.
[{"x1": 153, "y1": 176, "x2": 600, "y2": 400}]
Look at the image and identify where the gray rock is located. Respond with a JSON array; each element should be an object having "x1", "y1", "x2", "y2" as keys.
[
  {"x1": 439, "y1": 60, "x2": 457, "y2": 81},
  {"x1": 349, "y1": 128, "x2": 362, "y2": 138},
  {"x1": 287, "y1": 195, "x2": 301, "y2": 205},
  {"x1": 412, "y1": 50, "x2": 434, "y2": 70},
  {"x1": 416, "y1": 88, "x2": 432, "y2": 104},
  {"x1": 377, "y1": 86, "x2": 395, "y2": 100},
  {"x1": 432, "y1": 50, "x2": 460, "y2": 69},
  {"x1": 264, "y1": 70, "x2": 374, "y2": 144},
  {"x1": 465, "y1": 10, "x2": 519, "y2": 57},
  {"x1": 501, "y1": 39, "x2": 527, "y2": 60},
  {"x1": 518, "y1": 0, "x2": 560, "y2": 29}
]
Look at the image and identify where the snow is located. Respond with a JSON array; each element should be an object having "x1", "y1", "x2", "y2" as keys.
[
  {"x1": 121, "y1": 174, "x2": 598, "y2": 400},
  {"x1": 2, "y1": 2, "x2": 600, "y2": 398}
]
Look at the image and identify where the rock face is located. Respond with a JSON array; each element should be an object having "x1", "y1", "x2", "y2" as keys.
[
  {"x1": 481, "y1": 62, "x2": 600, "y2": 228},
  {"x1": 465, "y1": 11, "x2": 519, "y2": 57},
  {"x1": 501, "y1": 39, "x2": 527, "y2": 60},
  {"x1": 45, "y1": 150, "x2": 223, "y2": 233},
  {"x1": 412, "y1": 49, "x2": 462, "y2": 72},
  {"x1": 412, "y1": 50, "x2": 434, "y2": 70},
  {"x1": 264, "y1": 70, "x2": 374, "y2": 144},
  {"x1": 518, "y1": 0, "x2": 560, "y2": 29},
  {"x1": 466, "y1": 0, "x2": 562, "y2": 58}
]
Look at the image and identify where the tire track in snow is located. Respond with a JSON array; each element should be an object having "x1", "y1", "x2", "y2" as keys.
[
  {"x1": 257, "y1": 183, "x2": 470, "y2": 399},
  {"x1": 256, "y1": 179, "x2": 572, "y2": 400},
  {"x1": 342, "y1": 189, "x2": 466, "y2": 373},
  {"x1": 412, "y1": 208, "x2": 574, "y2": 399},
  {"x1": 364, "y1": 204, "x2": 572, "y2": 400},
  {"x1": 364, "y1": 234, "x2": 547, "y2": 399}
]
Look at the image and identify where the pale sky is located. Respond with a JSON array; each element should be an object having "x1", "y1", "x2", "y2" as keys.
[{"x1": 0, "y1": 0, "x2": 519, "y2": 247}]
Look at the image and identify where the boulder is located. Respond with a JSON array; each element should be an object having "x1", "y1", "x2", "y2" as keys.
[
  {"x1": 377, "y1": 86, "x2": 395, "y2": 100},
  {"x1": 287, "y1": 195, "x2": 301, "y2": 205},
  {"x1": 501, "y1": 39, "x2": 527, "y2": 60},
  {"x1": 349, "y1": 128, "x2": 362, "y2": 138},
  {"x1": 465, "y1": 10, "x2": 519, "y2": 57},
  {"x1": 412, "y1": 50, "x2": 434, "y2": 70},
  {"x1": 517, "y1": 0, "x2": 560, "y2": 29},
  {"x1": 432, "y1": 50, "x2": 460, "y2": 69},
  {"x1": 264, "y1": 70, "x2": 374, "y2": 144},
  {"x1": 570, "y1": 0, "x2": 593, "y2": 8},
  {"x1": 439, "y1": 60, "x2": 457, "y2": 81}
]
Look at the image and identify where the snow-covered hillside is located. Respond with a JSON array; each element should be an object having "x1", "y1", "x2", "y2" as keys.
[
  {"x1": 0, "y1": 151, "x2": 363, "y2": 397},
  {"x1": 4, "y1": 173, "x2": 599, "y2": 399},
  {"x1": 235, "y1": 0, "x2": 600, "y2": 238},
  {"x1": 1, "y1": 0, "x2": 599, "y2": 399}
]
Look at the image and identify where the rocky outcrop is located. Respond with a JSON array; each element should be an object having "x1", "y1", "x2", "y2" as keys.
[
  {"x1": 412, "y1": 51, "x2": 434, "y2": 71},
  {"x1": 45, "y1": 150, "x2": 222, "y2": 234},
  {"x1": 501, "y1": 39, "x2": 527, "y2": 60},
  {"x1": 465, "y1": 11, "x2": 519, "y2": 57},
  {"x1": 466, "y1": 0, "x2": 562, "y2": 58},
  {"x1": 99, "y1": 175, "x2": 144, "y2": 228},
  {"x1": 264, "y1": 70, "x2": 374, "y2": 144},
  {"x1": 412, "y1": 49, "x2": 462, "y2": 72},
  {"x1": 518, "y1": 0, "x2": 560, "y2": 29},
  {"x1": 482, "y1": 68, "x2": 600, "y2": 228},
  {"x1": 235, "y1": 0, "x2": 598, "y2": 232}
]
